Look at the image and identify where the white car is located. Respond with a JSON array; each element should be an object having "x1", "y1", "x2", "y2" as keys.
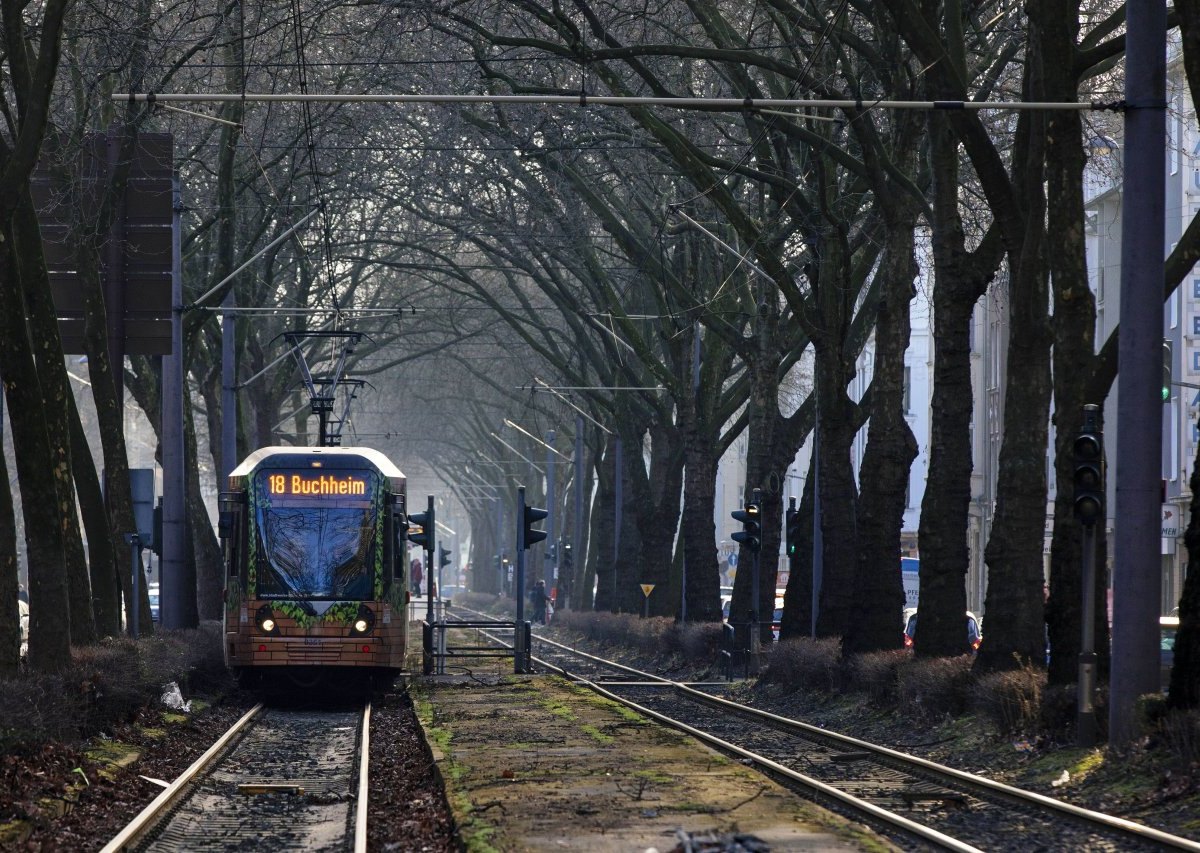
[
  {"x1": 18, "y1": 599, "x2": 29, "y2": 654},
  {"x1": 148, "y1": 583, "x2": 161, "y2": 622}
]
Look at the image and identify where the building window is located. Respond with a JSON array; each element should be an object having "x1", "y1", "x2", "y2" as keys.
[{"x1": 903, "y1": 366, "x2": 912, "y2": 414}]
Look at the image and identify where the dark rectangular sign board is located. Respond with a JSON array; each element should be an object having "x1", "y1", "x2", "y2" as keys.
[{"x1": 34, "y1": 132, "x2": 175, "y2": 355}]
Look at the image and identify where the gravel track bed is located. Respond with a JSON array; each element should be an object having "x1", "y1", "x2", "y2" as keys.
[
  {"x1": 137, "y1": 706, "x2": 362, "y2": 851},
  {"x1": 1, "y1": 685, "x2": 457, "y2": 851}
]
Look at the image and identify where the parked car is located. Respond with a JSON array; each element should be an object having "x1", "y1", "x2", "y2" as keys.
[
  {"x1": 440, "y1": 584, "x2": 465, "y2": 603},
  {"x1": 18, "y1": 599, "x2": 29, "y2": 644},
  {"x1": 903, "y1": 610, "x2": 982, "y2": 652},
  {"x1": 148, "y1": 583, "x2": 161, "y2": 622},
  {"x1": 1161, "y1": 615, "x2": 1180, "y2": 691}
]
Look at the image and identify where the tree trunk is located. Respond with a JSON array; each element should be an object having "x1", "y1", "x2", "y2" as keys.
[
  {"x1": 13, "y1": 190, "x2": 96, "y2": 644},
  {"x1": 779, "y1": 471, "x2": 815, "y2": 640},
  {"x1": 977, "y1": 22, "x2": 1054, "y2": 674},
  {"x1": 810, "y1": 226, "x2": 862, "y2": 639},
  {"x1": 0, "y1": 443, "x2": 20, "y2": 676},
  {"x1": 68, "y1": 392, "x2": 122, "y2": 637},
  {"x1": 680, "y1": 428, "x2": 720, "y2": 621},
  {"x1": 812, "y1": 344, "x2": 860, "y2": 638},
  {"x1": 76, "y1": 237, "x2": 154, "y2": 635},
  {"x1": 185, "y1": 394, "x2": 217, "y2": 622},
  {"x1": 844, "y1": 213, "x2": 919, "y2": 656},
  {"x1": 591, "y1": 440, "x2": 617, "y2": 611},
  {"x1": 915, "y1": 113, "x2": 999, "y2": 658},
  {"x1": 0, "y1": 231, "x2": 73, "y2": 671},
  {"x1": 1169, "y1": 410, "x2": 1200, "y2": 709},
  {"x1": 569, "y1": 444, "x2": 597, "y2": 611},
  {"x1": 729, "y1": 342, "x2": 785, "y2": 645},
  {"x1": 679, "y1": 321, "x2": 734, "y2": 623},
  {"x1": 632, "y1": 423, "x2": 684, "y2": 617},
  {"x1": 615, "y1": 429, "x2": 645, "y2": 613},
  {"x1": 1042, "y1": 0, "x2": 1107, "y2": 686}
]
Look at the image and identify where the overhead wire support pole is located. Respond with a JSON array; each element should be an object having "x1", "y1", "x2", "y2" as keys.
[
  {"x1": 504, "y1": 418, "x2": 571, "y2": 460},
  {"x1": 115, "y1": 92, "x2": 1123, "y2": 113},
  {"x1": 531, "y1": 378, "x2": 612, "y2": 434},
  {"x1": 526, "y1": 385, "x2": 666, "y2": 392},
  {"x1": 187, "y1": 207, "x2": 321, "y2": 310},
  {"x1": 490, "y1": 432, "x2": 546, "y2": 475},
  {"x1": 200, "y1": 307, "x2": 409, "y2": 316},
  {"x1": 672, "y1": 209, "x2": 776, "y2": 284}
]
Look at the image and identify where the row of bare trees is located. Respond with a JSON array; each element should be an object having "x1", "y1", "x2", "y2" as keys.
[
  {"x1": 367, "y1": 0, "x2": 1199, "y2": 708},
  {"x1": 2, "y1": 0, "x2": 1197, "y2": 711}
]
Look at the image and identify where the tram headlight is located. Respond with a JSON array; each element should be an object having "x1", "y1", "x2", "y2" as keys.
[
  {"x1": 255, "y1": 605, "x2": 278, "y2": 635},
  {"x1": 351, "y1": 605, "x2": 375, "y2": 635}
]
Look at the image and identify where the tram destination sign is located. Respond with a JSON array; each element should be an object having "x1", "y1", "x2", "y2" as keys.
[{"x1": 265, "y1": 472, "x2": 368, "y2": 497}]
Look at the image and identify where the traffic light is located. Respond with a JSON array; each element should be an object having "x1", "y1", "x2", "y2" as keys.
[
  {"x1": 518, "y1": 486, "x2": 547, "y2": 550},
  {"x1": 1072, "y1": 411, "x2": 1104, "y2": 526},
  {"x1": 784, "y1": 497, "x2": 799, "y2": 558},
  {"x1": 731, "y1": 500, "x2": 761, "y2": 552},
  {"x1": 1163, "y1": 340, "x2": 1173, "y2": 402},
  {"x1": 408, "y1": 496, "x2": 434, "y2": 549},
  {"x1": 439, "y1": 546, "x2": 452, "y2": 569},
  {"x1": 523, "y1": 504, "x2": 548, "y2": 549}
]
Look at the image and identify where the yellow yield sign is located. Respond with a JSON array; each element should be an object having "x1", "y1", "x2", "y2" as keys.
[{"x1": 640, "y1": 583, "x2": 655, "y2": 618}]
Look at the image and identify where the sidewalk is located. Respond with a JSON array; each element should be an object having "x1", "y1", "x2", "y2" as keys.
[{"x1": 413, "y1": 674, "x2": 893, "y2": 851}]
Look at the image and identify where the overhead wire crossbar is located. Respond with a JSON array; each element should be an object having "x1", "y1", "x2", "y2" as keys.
[{"x1": 117, "y1": 93, "x2": 1124, "y2": 112}]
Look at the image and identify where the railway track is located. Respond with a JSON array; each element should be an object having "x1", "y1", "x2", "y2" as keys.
[
  {"x1": 101, "y1": 703, "x2": 371, "y2": 852},
  {"x1": 444, "y1": 607, "x2": 1200, "y2": 852}
]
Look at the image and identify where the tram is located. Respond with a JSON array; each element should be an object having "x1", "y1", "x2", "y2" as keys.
[{"x1": 219, "y1": 446, "x2": 409, "y2": 686}]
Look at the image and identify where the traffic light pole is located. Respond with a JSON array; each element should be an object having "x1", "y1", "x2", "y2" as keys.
[
  {"x1": 515, "y1": 487, "x2": 528, "y2": 628},
  {"x1": 750, "y1": 487, "x2": 762, "y2": 672},
  {"x1": 731, "y1": 488, "x2": 763, "y2": 672},
  {"x1": 1075, "y1": 404, "x2": 1104, "y2": 748},
  {"x1": 1078, "y1": 522, "x2": 1098, "y2": 747},
  {"x1": 407, "y1": 495, "x2": 436, "y2": 625}
]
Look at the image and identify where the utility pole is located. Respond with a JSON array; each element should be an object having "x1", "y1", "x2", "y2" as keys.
[{"x1": 1111, "y1": 0, "x2": 1166, "y2": 746}]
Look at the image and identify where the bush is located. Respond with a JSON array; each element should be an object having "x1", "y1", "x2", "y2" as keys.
[
  {"x1": 0, "y1": 629, "x2": 233, "y2": 754},
  {"x1": 759, "y1": 637, "x2": 843, "y2": 692},
  {"x1": 1038, "y1": 682, "x2": 1079, "y2": 740},
  {"x1": 545, "y1": 611, "x2": 723, "y2": 670},
  {"x1": 971, "y1": 663, "x2": 1046, "y2": 735},
  {"x1": 896, "y1": 655, "x2": 974, "y2": 721},
  {"x1": 844, "y1": 649, "x2": 907, "y2": 705},
  {"x1": 1158, "y1": 708, "x2": 1200, "y2": 768}
]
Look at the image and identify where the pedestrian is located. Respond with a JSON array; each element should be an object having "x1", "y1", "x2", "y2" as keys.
[
  {"x1": 529, "y1": 579, "x2": 549, "y2": 624},
  {"x1": 411, "y1": 557, "x2": 423, "y2": 595}
]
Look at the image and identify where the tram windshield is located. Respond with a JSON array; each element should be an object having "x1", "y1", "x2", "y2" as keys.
[{"x1": 253, "y1": 469, "x2": 378, "y2": 600}]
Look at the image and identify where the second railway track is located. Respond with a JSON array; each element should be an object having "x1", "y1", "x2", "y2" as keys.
[{"x1": 443, "y1": 606, "x2": 1200, "y2": 852}]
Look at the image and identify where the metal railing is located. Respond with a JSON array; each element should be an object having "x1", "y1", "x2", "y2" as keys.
[{"x1": 421, "y1": 618, "x2": 532, "y2": 674}]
